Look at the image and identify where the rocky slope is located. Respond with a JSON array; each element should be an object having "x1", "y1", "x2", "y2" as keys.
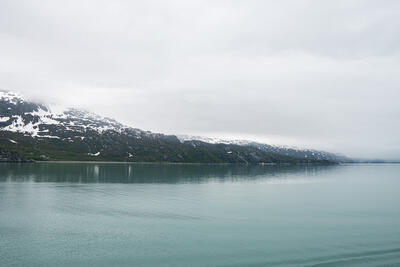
[{"x1": 0, "y1": 90, "x2": 348, "y2": 163}]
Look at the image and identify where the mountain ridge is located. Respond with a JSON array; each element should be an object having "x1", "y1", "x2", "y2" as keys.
[{"x1": 0, "y1": 90, "x2": 350, "y2": 163}]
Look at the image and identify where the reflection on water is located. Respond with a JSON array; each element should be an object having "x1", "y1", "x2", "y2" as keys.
[
  {"x1": 1, "y1": 163, "x2": 400, "y2": 266},
  {"x1": 0, "y1": 163, "x2": 338, "y2": 183}
]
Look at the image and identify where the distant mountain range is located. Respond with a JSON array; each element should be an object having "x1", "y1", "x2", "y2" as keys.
[{"x1": 0, "y1": 90, "x2": 351, "y2": 163}]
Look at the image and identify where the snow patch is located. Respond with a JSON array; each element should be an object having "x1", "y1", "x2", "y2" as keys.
[
  {"x1": 38, "y1": 135, "x2": 60, "y2": 139},
  {"x1": 3, "y1": 116, "x2": 40, "y2": 137},
  {"x1": 0, "y1": 91, "x2": 25, "y2": 105},
  {"x1": 177, "y1": 135, "x2": 250, "y2": 145}
]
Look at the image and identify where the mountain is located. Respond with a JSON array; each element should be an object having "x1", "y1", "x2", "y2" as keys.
[
  {"x1": 0, "y1": 90, "x2": 348, "y2": 163},
  {"x1": 177, "y1": 136, "x2": 351, "y2": 163}
]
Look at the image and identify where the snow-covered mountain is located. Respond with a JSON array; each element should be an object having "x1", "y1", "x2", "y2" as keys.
[
  {"x1": 177, "y1": 135, "x2": 350, "y2": 162},
  {"x1": 177, "y1": 135, "x2": 252, "y2": 146},
  {"x1": 0, "y1": 90, "x2": 147, "y2": 139},
  {"x1": 0, "y1": 90, "x2": 350, "y2": 163}
]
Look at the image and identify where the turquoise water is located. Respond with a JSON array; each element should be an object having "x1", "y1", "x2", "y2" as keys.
[{"x1": 0, "y1": 163, "x2": 399, "y2": 266}]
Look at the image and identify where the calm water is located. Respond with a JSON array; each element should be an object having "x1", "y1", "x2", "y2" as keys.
[{"x1": 0, "y1": 163, "x2": 399, "y2": 266}]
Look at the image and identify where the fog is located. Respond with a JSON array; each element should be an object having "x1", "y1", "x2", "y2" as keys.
[{"x1": 1, "y1": 0, "x2": 400, "y2": 159}]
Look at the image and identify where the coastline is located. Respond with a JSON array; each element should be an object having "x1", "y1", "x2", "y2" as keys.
[{"x1": 4, "y1": 160, "x2": 339, "y2": 165}]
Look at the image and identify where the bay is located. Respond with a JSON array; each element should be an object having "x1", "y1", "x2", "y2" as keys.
[{"x1": 0, "y1": 163, "x2": 399, "y2": 266}]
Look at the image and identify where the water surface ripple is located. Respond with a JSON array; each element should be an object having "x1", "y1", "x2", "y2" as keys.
[{"x1": 0, "y1": 163, "x2": 399, "y2": 266}]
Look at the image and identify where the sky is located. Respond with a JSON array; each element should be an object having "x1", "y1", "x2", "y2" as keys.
[{"x1": 0, "y1": 0, "x2": 400, "y2": 160}]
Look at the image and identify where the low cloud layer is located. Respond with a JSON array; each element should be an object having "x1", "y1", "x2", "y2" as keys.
[{"x1": 1, "y1": 0, "x2": 400, "y2": 159}]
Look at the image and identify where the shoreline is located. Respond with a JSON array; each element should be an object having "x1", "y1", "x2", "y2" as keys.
[{"x1": 1, "y1": 160, "x2": 340, "y2": 165}]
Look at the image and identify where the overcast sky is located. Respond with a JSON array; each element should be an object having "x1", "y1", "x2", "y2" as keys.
[{"x1": 1, "y1": 0, "x2": 400, "y2": 159}]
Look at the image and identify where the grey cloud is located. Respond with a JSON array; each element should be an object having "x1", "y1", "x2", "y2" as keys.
[{"x1": 0, "y1": 0, "x2": 400, "y2": 159}]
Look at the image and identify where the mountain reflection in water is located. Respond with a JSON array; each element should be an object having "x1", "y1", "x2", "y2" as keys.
[{"x1": 0, "y1": 162, "x2": 338, "y2": 184}]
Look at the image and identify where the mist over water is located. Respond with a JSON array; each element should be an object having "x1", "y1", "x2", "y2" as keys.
[{"x1": 1, "y1": 163, "x2": 400, "y2": 266}]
